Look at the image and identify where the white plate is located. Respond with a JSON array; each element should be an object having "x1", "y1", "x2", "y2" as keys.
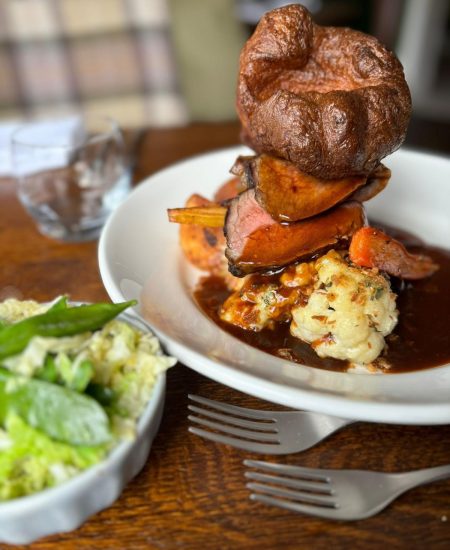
[{"x1": 99, "y1": 146, "x2": 450, "y2": 425}]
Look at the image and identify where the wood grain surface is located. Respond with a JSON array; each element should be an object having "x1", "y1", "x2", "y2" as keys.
[{"x1": 0, "y1": 122, "x2": 448, "y2": 550}]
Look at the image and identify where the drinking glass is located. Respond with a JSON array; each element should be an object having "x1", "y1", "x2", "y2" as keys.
[{"x1": 11, "y1": 115, "x2": 131, "y2": 241}]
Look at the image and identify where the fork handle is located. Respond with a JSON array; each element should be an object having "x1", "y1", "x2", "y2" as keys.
[{"x1": 396, "y1": 464, "x2": 450, "y2": 492}]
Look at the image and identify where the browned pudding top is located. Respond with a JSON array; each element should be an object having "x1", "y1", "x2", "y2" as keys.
[{"x1": 237, "y1": 4, "x2": 411, "y2": 179}]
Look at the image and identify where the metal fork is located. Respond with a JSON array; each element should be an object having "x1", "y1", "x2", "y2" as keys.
[
  {"x1": 188, "y1": 395, "x2": 355, "y2": 455},
  {"x1": 244, "y1": 460, "x2": 450, "y2": 520}
]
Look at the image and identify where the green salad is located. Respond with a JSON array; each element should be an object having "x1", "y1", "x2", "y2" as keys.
[{"x1": 0, "y1": 297, "x2": 175, "y2": 501}]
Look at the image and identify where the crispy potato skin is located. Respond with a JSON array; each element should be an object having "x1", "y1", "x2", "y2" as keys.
[
  {"x1": 237, "y1": 4, "x2": 411, "y2": 179},
  {"x1": 179, "y1": 194, "x2": 227, "y2": 274}
]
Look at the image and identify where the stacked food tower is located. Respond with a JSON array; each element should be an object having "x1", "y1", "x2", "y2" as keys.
[{"x1": 169, "y1": 5, "x2": 438, "y2": 370}]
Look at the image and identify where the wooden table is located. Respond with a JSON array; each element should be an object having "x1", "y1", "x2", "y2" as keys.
[{"x1": 0, "y1": 122, "x2": 449, "y2": 549}]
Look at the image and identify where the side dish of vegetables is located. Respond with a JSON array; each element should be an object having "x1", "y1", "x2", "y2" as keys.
[{"x1": 0, "y1": 297, "x2": 176, "y2": 501}]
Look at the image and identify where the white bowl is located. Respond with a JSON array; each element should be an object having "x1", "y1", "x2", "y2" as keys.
[{"x1": 0, "y1": 313, "x2": 166, "y2": 545}]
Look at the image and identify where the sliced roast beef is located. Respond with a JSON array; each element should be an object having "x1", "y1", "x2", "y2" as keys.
[
  {"x1": 224, "y1": 189, "x2": 366, "y2": 276},
  {"x1": 350, "y1": 164, "x2": 391, "y2": 202},
  {"x1": 233, "y1": 154, "x2": 367, "y2": 222}
]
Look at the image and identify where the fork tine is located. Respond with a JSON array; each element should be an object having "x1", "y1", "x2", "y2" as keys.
[
  {"x1": 188, "y1": 427, "x2": 287, "y2": 454},
  {"x1": 246, "y1": 482, "x2": 336, "y2": 507},
  {"x1": 245, "y1": 471, "x2": 333, "y2": 495},
  {"x1": 188, "y1": 404, "x2": 277, "y2": 432},
  {"x1": 188, "y1": 394, "x2": 276, "y2": 420},
  {"x1": 244, "y1": 460, "x2": 330, "y2": 482},
  {"x1": 249, "y1": 494, "x2": 339, "y2": 520},
  {"x1": 188, "y1": 415, "x2": 279, "y2": 442}
]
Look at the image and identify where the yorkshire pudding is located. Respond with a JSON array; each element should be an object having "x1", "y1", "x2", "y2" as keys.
[{"x1": 237, "y1": 4, "x2": 411, "y2": 179}]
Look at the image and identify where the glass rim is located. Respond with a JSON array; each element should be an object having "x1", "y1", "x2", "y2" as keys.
[{"x1": 10, "y1": 114, "x2": 121, "y2": 151}]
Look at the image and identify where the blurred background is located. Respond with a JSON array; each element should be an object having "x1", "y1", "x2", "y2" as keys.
[{"x1": 0, "y1": 0, "x2": 448, "y2": 154}]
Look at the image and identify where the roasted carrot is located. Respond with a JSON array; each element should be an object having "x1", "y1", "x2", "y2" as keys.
[
  {"x1": 349, "y1": 227, "x2": 439, "y2": 280},
  {"x1": 175, "y1": 194, "x2": 227, "y2": 275}
]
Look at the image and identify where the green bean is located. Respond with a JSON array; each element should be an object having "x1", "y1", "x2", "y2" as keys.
[
  {"x1": 47, "y1": 295, "x2": 69, "y2": 312},
  {"x1": 0, "y1": 300, "x2": 136, "y2": 361},
  {"x1": 0, "y1": 297, "x2": 67, "y2": 333}
]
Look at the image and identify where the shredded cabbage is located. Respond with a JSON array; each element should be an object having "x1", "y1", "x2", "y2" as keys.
[{"x1": 0, "y1": 298, "x2": 176, "y2": 500}]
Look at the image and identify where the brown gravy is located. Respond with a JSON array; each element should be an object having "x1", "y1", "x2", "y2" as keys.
[{"x1": 193, "y1": 228, "x2": 450, "y2": 374}]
